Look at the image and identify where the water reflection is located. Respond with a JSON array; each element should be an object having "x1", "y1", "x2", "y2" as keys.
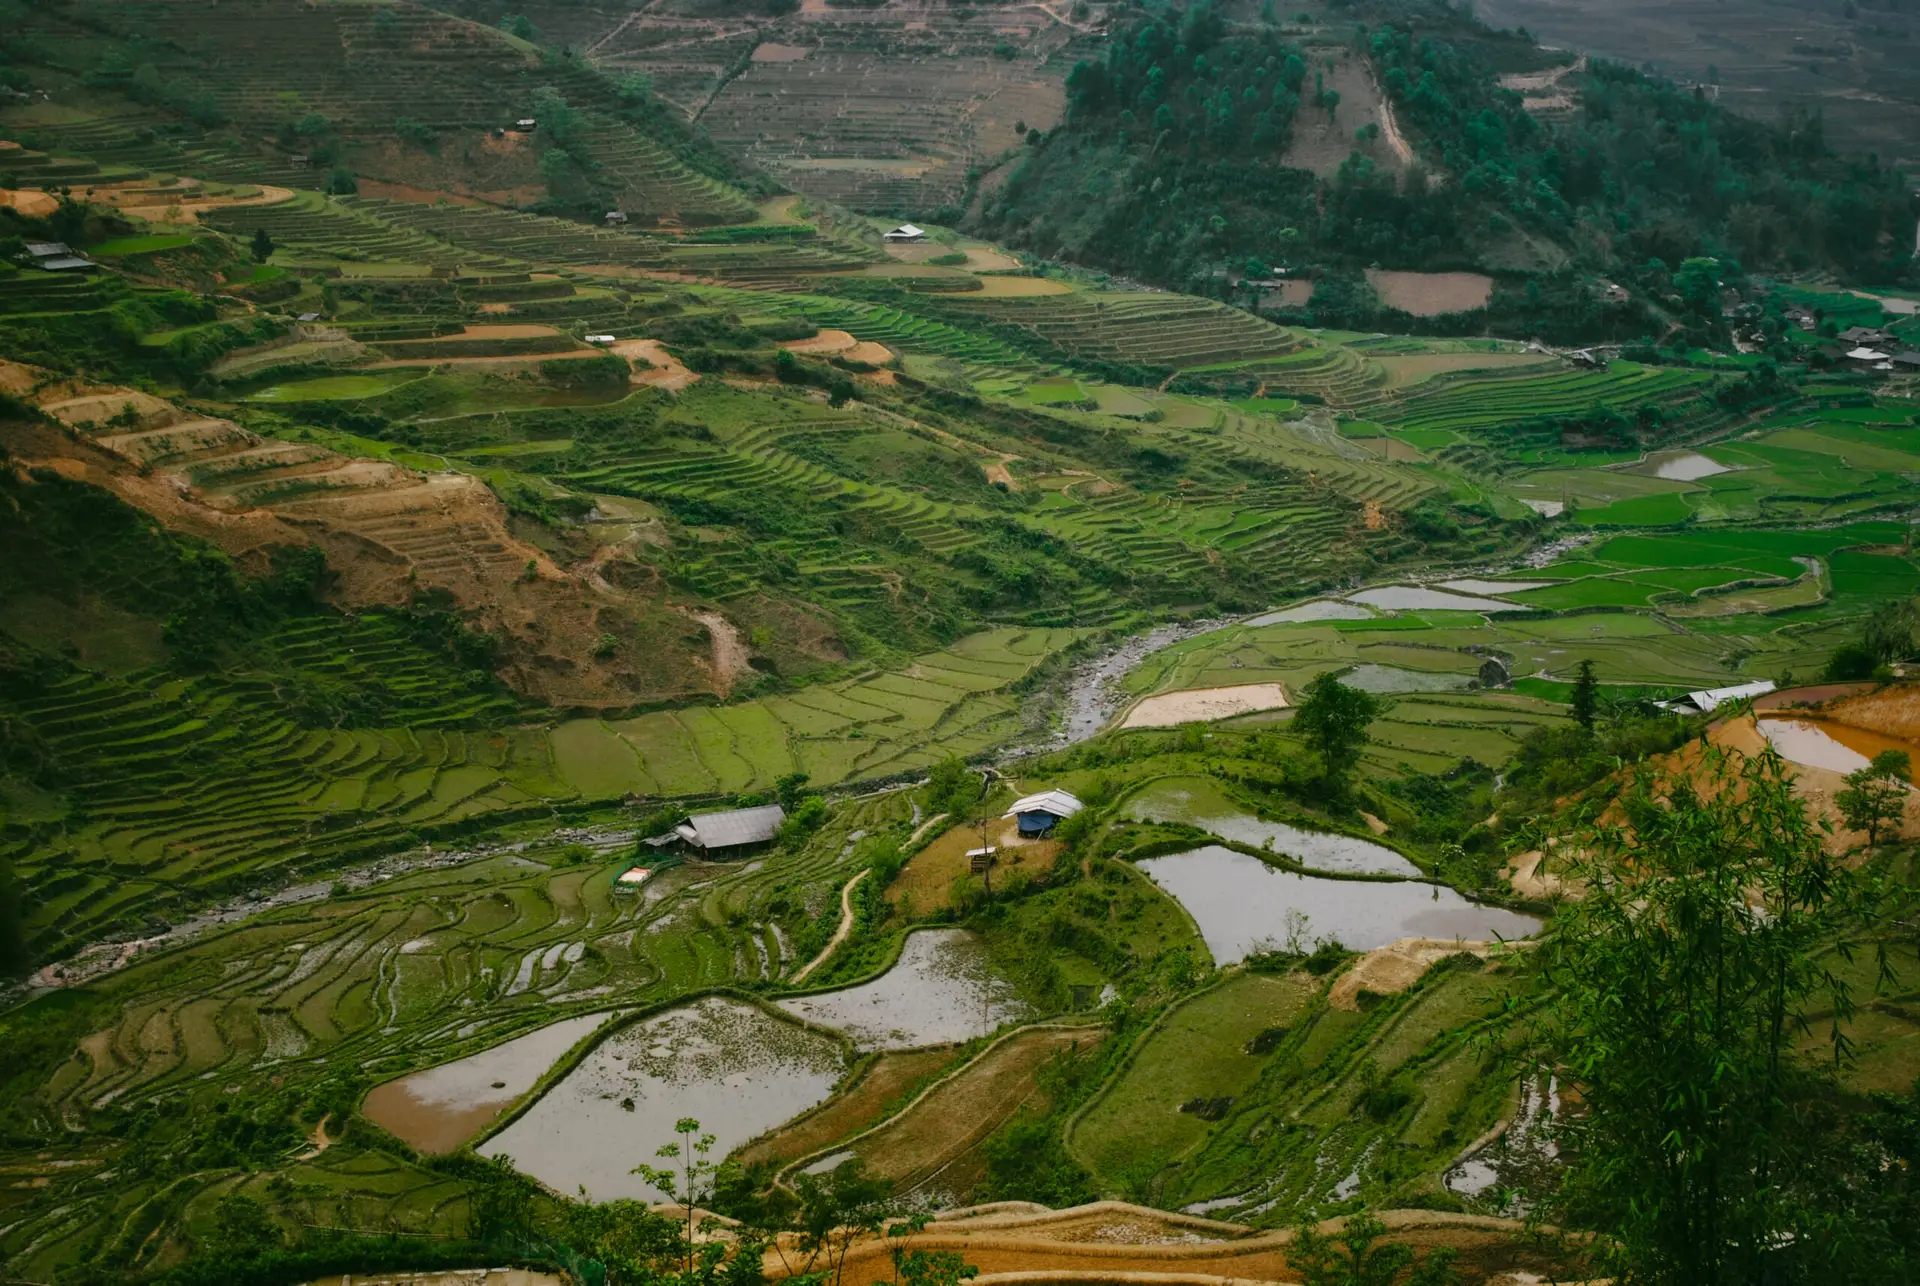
[
  {"x1": 777, "y1": 929, "x2": 1027, "y2": 1049},
  {"x1": 480, "y1": 998, "x2": 844, "y2": 1201},
  {"x1": 1125, "y1": 777, "x2": 1419, "y2": 875},
  {"x1": 362, "y1": 1013, "x2": 615, "y2": 1154},
  {"x1": 1136, "y1": 846, "x2": 1539, "y2": 964}
]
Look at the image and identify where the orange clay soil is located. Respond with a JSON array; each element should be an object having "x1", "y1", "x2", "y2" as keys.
[
  {"x1": 762, "y1": 1203, "x2": 1589, "y2": 1286},
  {"x1": 1816, "y1": 683, "x2": 1920, "y2": 742},
  {"x1": 2, "y1": 359, "x2": 731, "y2": 708}
]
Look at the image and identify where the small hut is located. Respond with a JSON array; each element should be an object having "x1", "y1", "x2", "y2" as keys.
[{"x1": 1004, "y1": 789, "x2": 1083, "y2": 838}]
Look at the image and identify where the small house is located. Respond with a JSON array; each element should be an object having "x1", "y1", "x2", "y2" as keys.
[
  {"x1": 1784, "y1": 306, "x2": 1816, "y2": 330},
  {"x1": 1840, "y1": 326, "x2": 1894, "y2": 347},
  {"x1": 1892, "y1": 351, "x2": 1920, "y2": 372},
  {"x1": 1847, "y1": 346, "x2": 1891, "y2": 368},
  {"x1": 296, "y1": 312, "x2": 321, "y2": 323},
  {"x1": 604, "y1": 211, "x2": 628, "y2": 225},
  {"x1": 674, "y1": 803, "x2": 786, "y2": 859},
  {"x1": 23, "y1": 241, "x2": 72, "y2": 259},
  {"x1": 515, "y1": 118, "x2": 537, "y2": 130},
  {"x1": 882, "y1": 223, "x2": 926, "y2": 243},
  {"x1": 1004, "y1": 789, "x2": 1084, "y2": 838},
  {"x1": 585, "y1": 333, "x2": 616, "y2": 345},
  {"x1": 613, "y1": 865, "x2": 653, "y2": 893},
  {"x1": 1568, "y1": 348, "x2": 1603, "y2": 369},
  {"x1": 966, "y1": 845, "x2": 996, "y2": 874}
]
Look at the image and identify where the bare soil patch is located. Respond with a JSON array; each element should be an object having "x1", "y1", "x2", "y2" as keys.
[
  {"x1": 0, "y1": 188, "x2": 58, "y2": 217},
  {"x1": 1818, "y1": 684, "x2": 1920, "y2": 742},
  {"x1": 610, "y1": 338, "x2": 696, "y2": 391},
  {"x1": 1328, "y1": 938, "x2": 1491, "y2": 1011},
  {"x1": 780, "y1": 329, "x2": 859, "y2": 356},
  {"x1": 1366, "y1": 270, "x2": 1494, "y2": 317},
  {"x1": 970, "y1": 275, "x2": 1071, "y2": 297},
  {"x1": 1374, "y1": 351, "x2": 1554, "y2": 387},
  {"x1": 690, "y1": 609, "x2": 749, "y2": 696},
  {"x1": 1121, "y1": 682, "x2": 1290, "y2": 729},
  {"x1": 752, "y1": 42, "x2": 811, "y2": 61}
]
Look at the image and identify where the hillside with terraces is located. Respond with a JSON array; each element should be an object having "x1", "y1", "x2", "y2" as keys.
[{"x1": 6, "y1": 3, "x2": 1920, "y2": 1284}]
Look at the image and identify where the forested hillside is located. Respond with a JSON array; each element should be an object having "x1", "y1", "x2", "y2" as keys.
[{"x1": 978, "y1": 0, "x2": 1916, "y2": 335}]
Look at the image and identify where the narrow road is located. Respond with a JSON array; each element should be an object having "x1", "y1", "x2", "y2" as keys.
[{"x1": 790, "y1": 868, "x2": 870, "y2": 984}]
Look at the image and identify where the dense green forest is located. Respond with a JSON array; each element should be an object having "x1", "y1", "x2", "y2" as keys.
[{"x1": 975, "y1": 0, "x2": 1917, "y2": 337}]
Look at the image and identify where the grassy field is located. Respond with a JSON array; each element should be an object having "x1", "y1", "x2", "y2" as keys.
[{"x1": 1070, "y1": 973, "x2": 1318, "y2": 1187}]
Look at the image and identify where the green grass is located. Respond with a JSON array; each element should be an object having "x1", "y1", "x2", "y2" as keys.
[
  {"x1": 90, "y1": 234, "x2": 199, "y2": 256},
  {"x1": 1072, "y1": 974, "x2": 1318, "y2": 1183}
]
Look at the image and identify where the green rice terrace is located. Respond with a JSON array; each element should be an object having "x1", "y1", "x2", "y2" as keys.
[{"x1": 3, "y1": 6, "x2": 1920, "y2": 1282}]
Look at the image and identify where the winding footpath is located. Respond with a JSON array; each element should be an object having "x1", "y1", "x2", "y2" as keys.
[{"x1": 789, "y1": 868, "x2": 870, "y2": 984}]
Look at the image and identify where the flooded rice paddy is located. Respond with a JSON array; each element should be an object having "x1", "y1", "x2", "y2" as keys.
[
  {"x1": 1136, "y1": 846, "x2": 1539, "y2": 964},
  {"x1": 776, "y1": 928, "x2": 1028, "y2": 1049},
  {"x1": 1347, "y1": 586, "x2": 1524, "y2": 613},
  {"x1": 479, "y1": 998, "x2": 845, "y2": 1202},
  {"x1": 1340, "y1": 663, "x2": 1475, "y2": 695},
  {"x1": 1125, "y1": 777, "x2": 1420, "y2": 876},
  {"x1": 362, "y1": 1012, "x2": 615, "y2": 1153},
  {"x1": 1642, "y1": 450, "x2": 1731, "y2": 481},
  {"x1": 1444, "y1": 1074, "x2": 1564, "y2": 1213},
  {"x1": 1244, "y1": 599, "x2": 1374, "y2": 627},
  {"x1": 1439, "y1": 579, "x2": 1553, "y2": 595},
  {"x1": 1759, "y1": 716, "x2": 1920, "y2": 781}
]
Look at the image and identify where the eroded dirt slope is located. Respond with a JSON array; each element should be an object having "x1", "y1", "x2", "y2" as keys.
[{"x1": 1, "y1": 360, "x2": 729, "y2": 708}]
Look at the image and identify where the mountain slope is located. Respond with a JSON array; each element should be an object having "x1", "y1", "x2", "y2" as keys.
[{"x1": 972, "y1": 0, "x2": 1915, "y2": 335}]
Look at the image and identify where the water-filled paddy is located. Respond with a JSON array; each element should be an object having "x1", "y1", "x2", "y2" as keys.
[
  {"x1": 1642, "y1": 451, "x2": 1731, "y2": 481},
  {"x1": 1245, "y1": 599, "x2": 1374, "y2": 627},
  {"x1": 480, "y1": 998, "x2": 844, "y2": 1201},
  {"x1": 776, "y1": 928, "x2": 1027, "y2": 1049},
  {"x1": 1348, "y1": 586, "x2": 1524, "y2": 613},
  {"x1": 1341, "y1": 663, "x2": 1475, "y2": 695},
  {"x1": 1125, "y1": 777, "x2": 1419, "y2": 876},
  {"x1": 361, "y1": 1012, "x2": 614, "y2": 1154},
  {"x1": 1759, "y1": 716, "x2": 1920, "y2": 781},
  {"x1": 1137, "y1": 846, "x2": 1539, "y2": 963}
]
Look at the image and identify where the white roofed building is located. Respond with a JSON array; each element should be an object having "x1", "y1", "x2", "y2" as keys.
[
  {"x1": 1004, "y1": 789, "x2": 1084, "y2": 836},
  {"x1": 883, "y1": 224, "x2": 926, "y2": 242},
  {"x1": 674, "y1": 804, "x2": 787, "y2": 858}
]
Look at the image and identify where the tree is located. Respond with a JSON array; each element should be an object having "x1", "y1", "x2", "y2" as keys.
[
  {"x1": 1862, "y1": 600, "x2": 1917, "y2": 664},
  {"x1": 1838, "y1": 749, "x2": 1910, "y2": 848},
  {"x1": 249, "y1": 226, "x2": 274, "y2": 264},
  {"x1": 1534, "y1": 748, "x2": 1872, "y2": 1284},
  {"x1": 1285, "y1": 1212, "x2": 1457, "y2": 1286},
  {"x1": 635, "y1": 1116, "x2": 719, "y2": 1276},
  {"x1": 1569, "y1": 659, "x2": 1598, "y2": 731},
  {"x1": 1292, "y1": 671, "x2": 1380, "y2": 791},
  {"x1": 793, "y1": 1160, "x2": 893, "y2": 1286},
  {"x1": 322, "y1": 167, "x2": 357, "y2": 196}
]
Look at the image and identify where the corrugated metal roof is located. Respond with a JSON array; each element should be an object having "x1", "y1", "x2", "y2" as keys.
[
  {"x1": 1684, "y1": 680, "x2": 1776, "y2": 712},
  {"x1": 1004, "y1": 789, "x2": 1084, "y2": 820},
  {"x1": 686, "y1": 804, "x2": 786, "y2": 848}
]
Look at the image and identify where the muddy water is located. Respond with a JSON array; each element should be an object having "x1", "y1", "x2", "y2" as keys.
[
  {"x1": 362, "y1": 1013, "x2": 616, "y2": 1154},
  {"x1": 1125, "y1": 777, "x2": 1419, "y2": 876},
  {"x1": 481, "y1": 997, "x2": 844, "y2": 1201},
  {"x1": 1759, "y1": 716, "x2": 1920, "y2": 781},
  {"x1": 1137, "y1": 846, "x2": 1538, "y2": 963},
  {"x1": 777, "y1": 928, "x2": 1028, "y2": 1049}
]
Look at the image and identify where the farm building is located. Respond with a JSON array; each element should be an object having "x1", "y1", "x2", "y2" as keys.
[
  {"x1": 612, "y1": 865, "x2": 653, "y2": 893},
  {"x1": 1664, "y1": 680, "x2": 1776, "y2": 715},
  {"x1": 19, "y1": 241, "x2": 95, "y2": 272},
  {"x1": 1840, "y1": 326, "x2": 1894, "y2": 346},
  {"x1": 1893, "y1": 352, "x2": 1920, "y2": 371},
  {"x1": 883, "y1": 224, "x2": 926, "y2": 243},
  {"x1": 673, "y1": 804, "x2": 786, "y2": 859},
  {"x1": 1004, "y1": 789, "x2": 1084, "y2": 837},
  {"x1": 605, "y1": 211, "x2": 628, "y2": 225}
]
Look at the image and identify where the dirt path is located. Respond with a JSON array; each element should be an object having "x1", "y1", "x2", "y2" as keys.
[
  {"x1": 789, "y1": 868, "x2": 869, "y2": 984},
  {"x1": 690, "y1": 609, "x2": 750, "y2": 697},
  {"x1": 907, "y1": 812, "x2": 949, "y2": 845}
]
